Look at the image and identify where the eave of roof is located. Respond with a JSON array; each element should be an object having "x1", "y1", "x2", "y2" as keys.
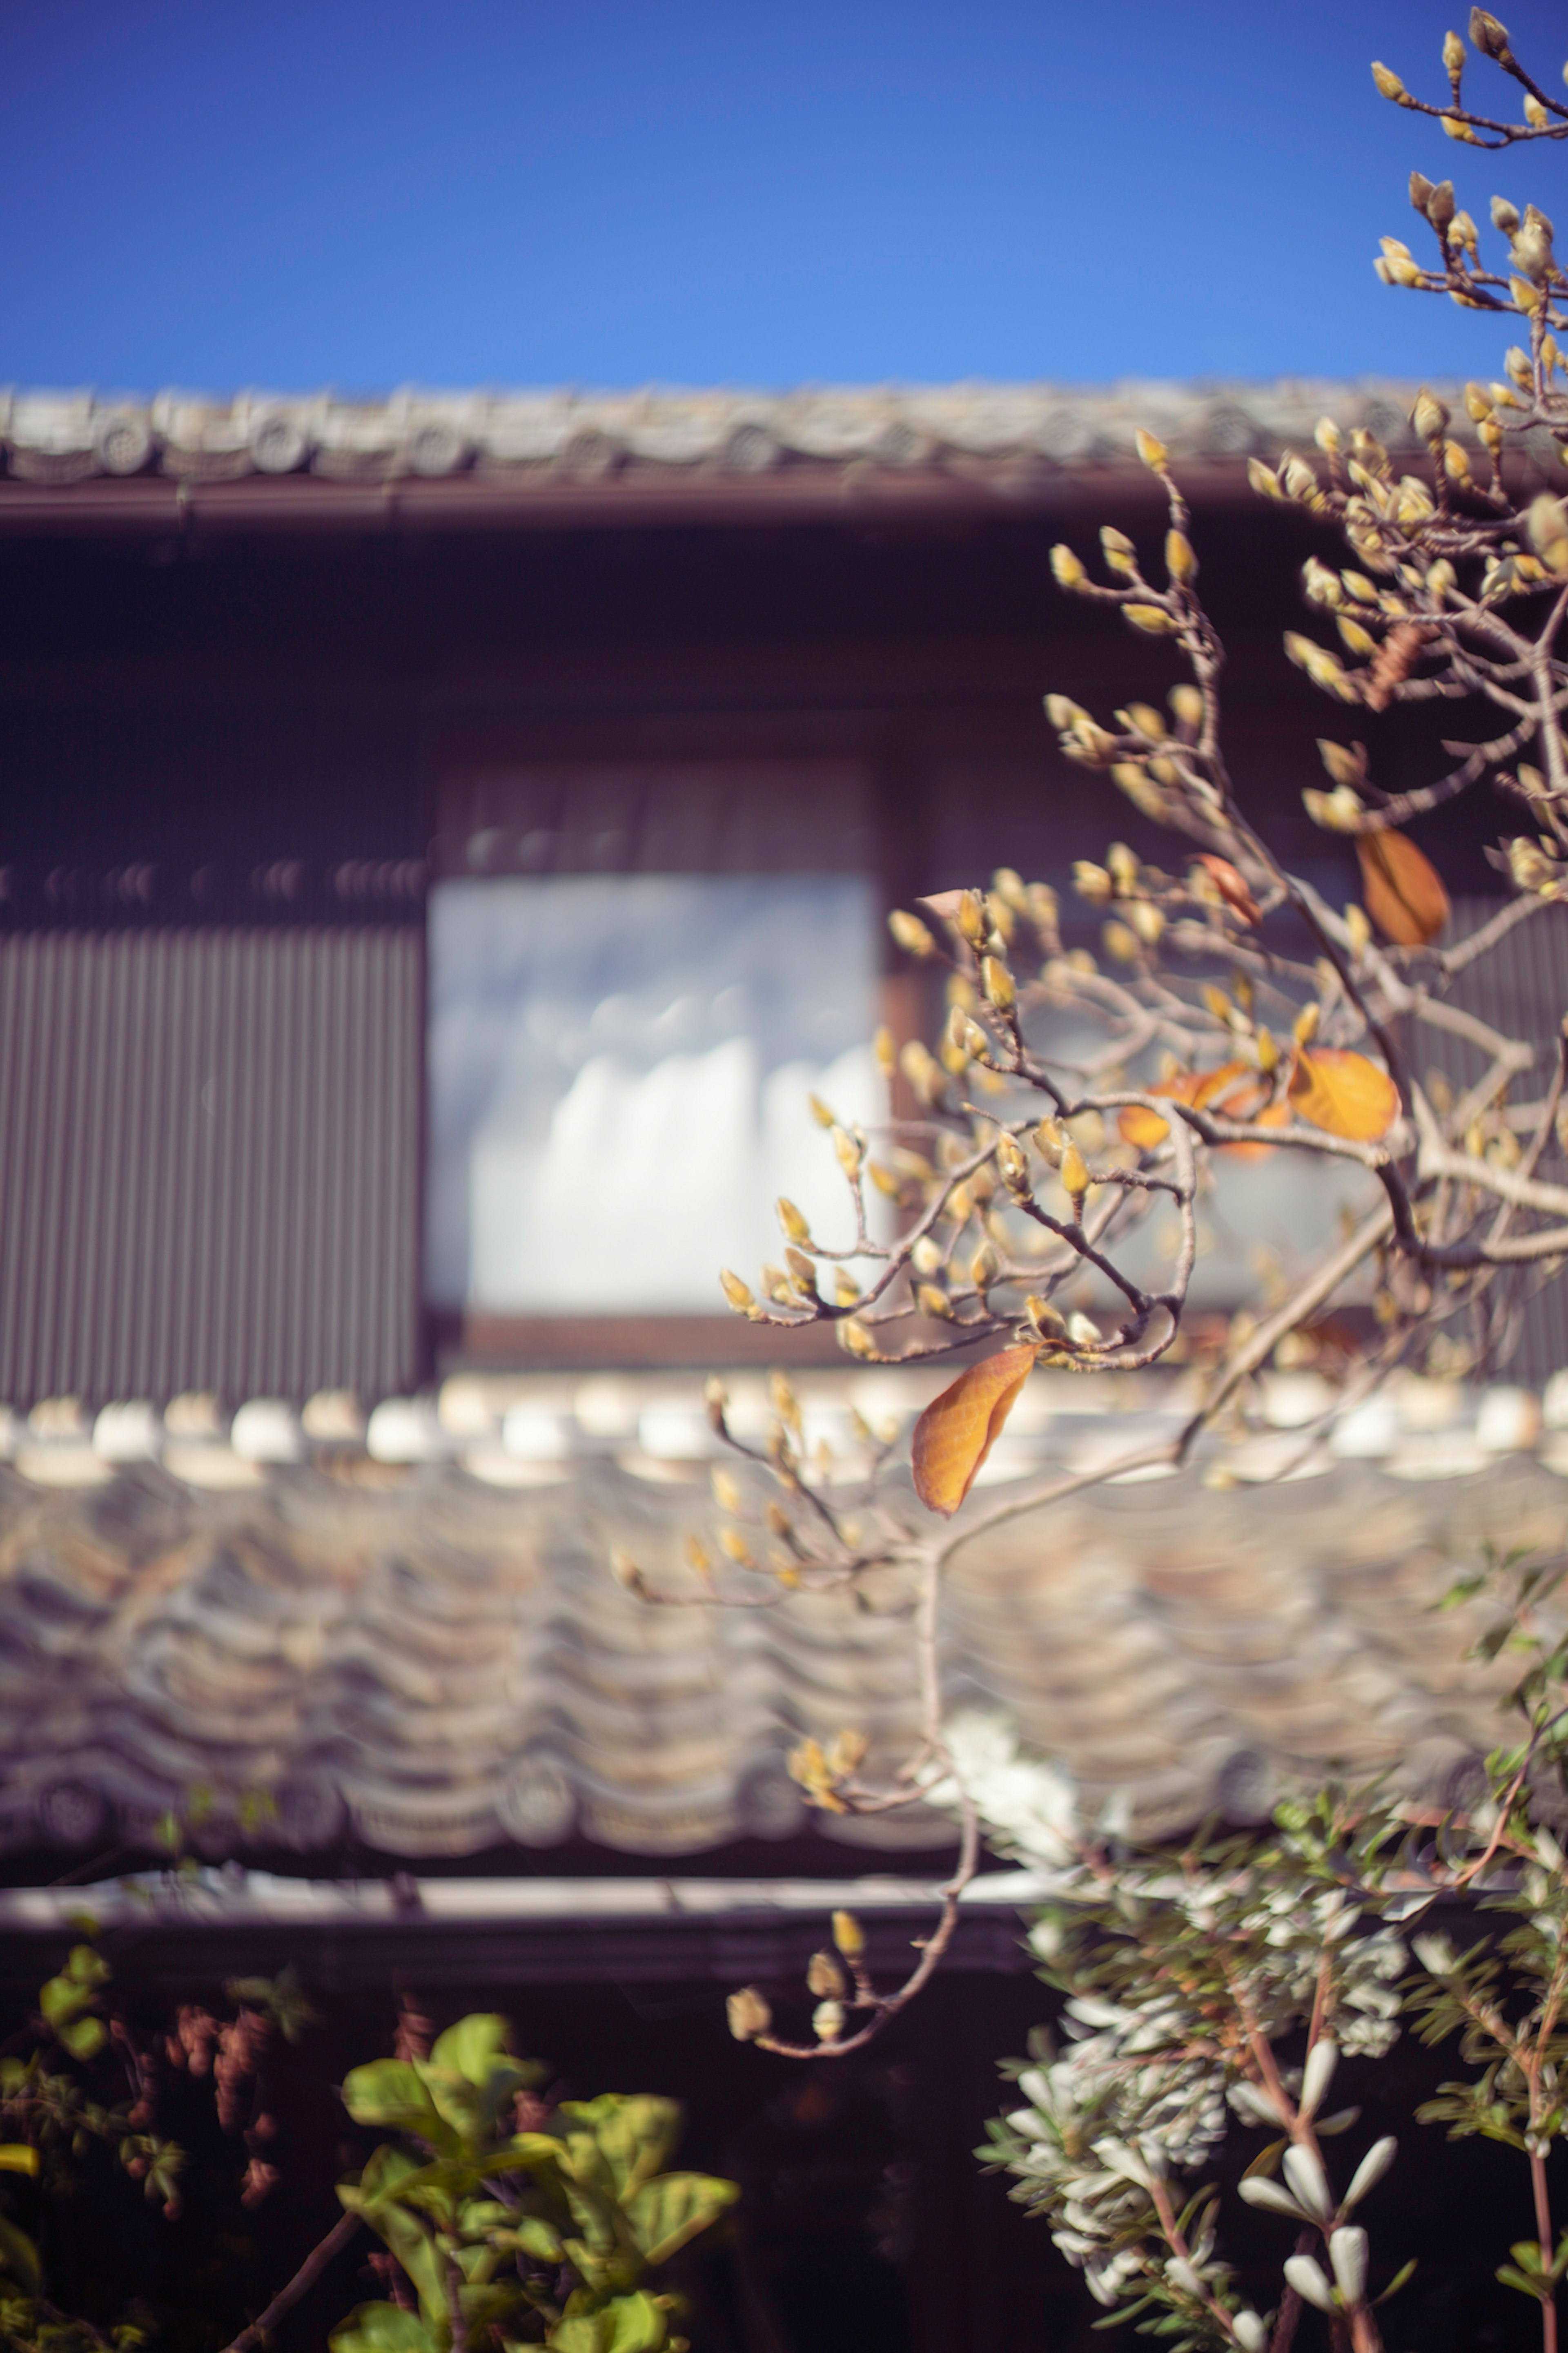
[
  {"x1": 0, "y1": 1368, "x2": 1557, "y2": 1868},
  {"x1": 0, "y1": 378, "x2": 1465, "y2": 533}
]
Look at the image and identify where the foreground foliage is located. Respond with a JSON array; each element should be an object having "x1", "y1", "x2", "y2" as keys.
[
  {"x1": 0, "y1": 1978, "x2": 735, "y2": 2353},
  {"x1": 334, "y1": 2016, "x2": 737, "y2": 2353}
]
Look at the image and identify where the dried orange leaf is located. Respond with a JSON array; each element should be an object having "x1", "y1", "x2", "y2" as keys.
[
  {"x1": 911, "y1": 1345, "x2": 1040, "y2": 1517},
  {"x1": 1117, "y1": 1061, "x2": 1251, "y2": 1150},
  {"x1": 1217, "y1": 1095, "x2": 1291, "y2": 1160},
  {"x1": 1118, "y1": 1101, "x2": 1174, "y2": 1149},
  {"x1": 1355, "y1": 827, "x2": 1450, "y2": 946},
  {"x1": 1192, "y1": 854, "x2": 1263, "y2": 926},
  {"x1": 1287, "y1": 1047, "x2": 1399, "y2": 1140}
]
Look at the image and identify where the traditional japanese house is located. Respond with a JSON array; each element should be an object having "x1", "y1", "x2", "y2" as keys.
[{"x1": 1, "y1": 380, "x2": 1566, "y2": 2348}]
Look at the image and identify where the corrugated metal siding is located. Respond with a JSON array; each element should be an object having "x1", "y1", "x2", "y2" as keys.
[
  {"x1": 1429, "y1": 897, "x2": 1568, "y2": 1387},
  {"x1": 0, "y1": 927, "x2": 422, "y2": 1406}
]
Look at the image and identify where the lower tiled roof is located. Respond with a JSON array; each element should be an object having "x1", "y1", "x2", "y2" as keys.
[
  {"x1": 0, "y1": 1370, "x2": 1557, "y2": 1862},
  {"x1": 0, "y1": 380, "x2": 1477, "y2": 492}
]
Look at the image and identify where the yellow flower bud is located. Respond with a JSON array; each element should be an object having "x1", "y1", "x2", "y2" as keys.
[
  {"x1": 1256, "y1": 1026, "x2": 1280, "y2": 1074},
  {"x1": 1060, "y1": 1142, "x2": 1089, "y2": 1200},
  {"x1": 1337, "y1": 615, "x2": 1379, "y2": 658},
  {"x1": 995, "y1": 1132, "x2": 1029, "y2": 1191},
  {"x1": 956, "y1": 890, "x2": 987, "y2": 943},
  {"x1": 1050, "y1": 543, "x2": 1087, "y2": 589},
  {"x1": 981, "y1": 955, "x2": 1016, "y2": 1011},
  {"x1": 718, "y1": 1526, "x2": 755, "y2": 1567},
  {"x1": 1100, "y1": 525, "x2": 1136, "y2": 574},
  {"x1": 1102, "y1": 919, "x2": 1140, "y2": 964},
  {"x1": 1135, "y1": 427, "x2": 1169, "y2": 471},
  {"x1": 808, "y1": 1093, "x2": 835, "y2": 1128},
  {"x1": 1371, "y1": 61, "x2": 1407, "y2": 100},
  {"x1": 784, "y1": 1245, "x2": 818, "y2": 1290},
  {"x1": 1164, "y1": 529, "x2": 1196, "y2": 583},
  {"x1": 838, "y1": 1318, "x2": 876, "y2": 1358},
  {"x1": 777, "y1": 1195, "x2": 811, "y2": 1243},
  {"x1": 969, "y1": 1240, "x2": 1000, "y2": 1290},
  {"x1": 807, "y1": 1950, "x2": 846, "y2": 2000},
  {"x1": 707, "y1": 1468, "x2": 744, "y2": 1525},
  {"x1": 866, "y1": 1160, "x2": 900, "y2": 1200},
  {"x1": 832, "y1": 1908, "x2": 866, "y2": 1960},
  {"x1": 1318, "y1": 738, "x2": 1365, "y2": 788},
  {"x1": 1443, "y1": 27, "x2": 1466, "y2": 75},
  {"x1": 1125, "y1": 701, "x2": 1166, "y2": 738},
  {"x1": 1124, "y1": 602, "x2": 1179, "y2": 634},
  {"x1": 1441, "y1": 113, "x2": 1476, "y2": 141},
  {"x1": 1314, "y1": 416, "x2": 1343, "y2": 457},
  {"x1": 1411, "y1": 387, "x2": 1450, "y2": 442},
  {"x1": 1345, "y1": 902, "x2": 1372, "y2": 957},
  {"x1": 728, "y1": 1986, "x2": 772, "y2": 2042},
  {"x1": 720, "y1": 1269, "x2": 755, "y2": 1312},
  {"x1": 1169, "y1": 684, "x2": 1204, "y2": 730},
  {"x1": 915, "y1": 1282, "x2": 954, "y2": 1321},
  {"x1": 889, "y1": 908, "x2": 936, "y2": 957},
  {"x1": 1293, "y1": 1001, "x2": 1321, "y2": 1046},
  {"x1": 833, "y1": 1124, "x2": 864, "y2": 1180},
  {"x1": 1073, "y1": 861, "x2": 1114, "y2": 904},
  {"x1": 992, "y1": 866, "x2": 1028, "y2": 910},
  {"x1": 1129, "y1": 899, "x2": 1165, "y2": 946}
]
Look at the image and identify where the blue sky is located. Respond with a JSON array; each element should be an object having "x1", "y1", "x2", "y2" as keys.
[{"x1": 7, "y1": 0, "x2": 1566, "y2": 393}]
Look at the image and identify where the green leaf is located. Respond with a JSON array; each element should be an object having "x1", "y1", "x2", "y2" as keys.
[
  {"x1": 555, "y1": 2098, "x2": 682, "y2": 2201},
  {"x1": 374, "y1": 2136, "x2": 566, "y2": 2219},
  {"x1": 550, "y1": 2320, "x2": 607, "y2": 2353},
  {"x1": 341, "y1": 2147, "x2": 449, "y2": 2323},
  {"x1": 508, "y1": 2216, "x2": 565, "y2": 2264},
  {"x1": 0, "y1": 2215, "x2": 40, "y2": 2295},
  {"x1": 1372, "y1": 2258, "x2": 1417, "y2": 2308},
  {"x1": 623, "y1": 2172, "x2": 740, "y2": 2268},
  {"x1": 430, "y1": 2015, "x2": 513, "y2": 2087},
  {"x1": 341, "y1": 2061, "x2": 460, "y2": 2156},
  {"x1": 599, "y1": 2291, "x2": 668, "y2": 2353},
  {"x1": 552, "y1": 2293, "x2": 668, "y2": 2353},
  {"x1": 330, "y1": 2302, "x2": 445, "y2": 2353},
  {"x1": 1497, "y1": 2266, "x2": 1549, "y2": 2302},
  {"x1": 58, "y1": 2015, "x2": 107, "y2": 2061},
  {"x1": 40, "y1": 1979, "x2": 86, "y2": 2027}
]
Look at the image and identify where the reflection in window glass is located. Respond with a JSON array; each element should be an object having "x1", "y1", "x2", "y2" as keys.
[{"x1": 427, "y1": 877, "x2": 883, "y2": 1314}]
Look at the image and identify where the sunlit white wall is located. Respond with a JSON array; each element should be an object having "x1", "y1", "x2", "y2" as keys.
[{"x1": 427, "y1": 876, "x2": 883, "y2": 1313}]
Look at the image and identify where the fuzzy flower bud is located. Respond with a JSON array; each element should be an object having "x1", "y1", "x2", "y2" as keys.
[
  {"x1": 728, "y1": 1986, "x2": 772, "y2": 2042},
  {"x1": 889, "y1": 908, "x2": 936, "y2": 958},
  {"x1": 1165, "y1": 529, "x2": 1197, "y2": 582},
  {"x1": 1283, "y1": 2256, "x2": 1336, "y2": 2315},
  {"x1": 1329, "y1": 2227, "x2": 1368, "y2": 2304},
  {"x1": 806, "y1": 1950, "x2": 846, "y2": 2000},
  {"x1": 1049, "y1": 543, "x2": 1086, "y2": 589},
  {"x1": 831, "y1": 1908, "x2": 865, "y2": 1960}
]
